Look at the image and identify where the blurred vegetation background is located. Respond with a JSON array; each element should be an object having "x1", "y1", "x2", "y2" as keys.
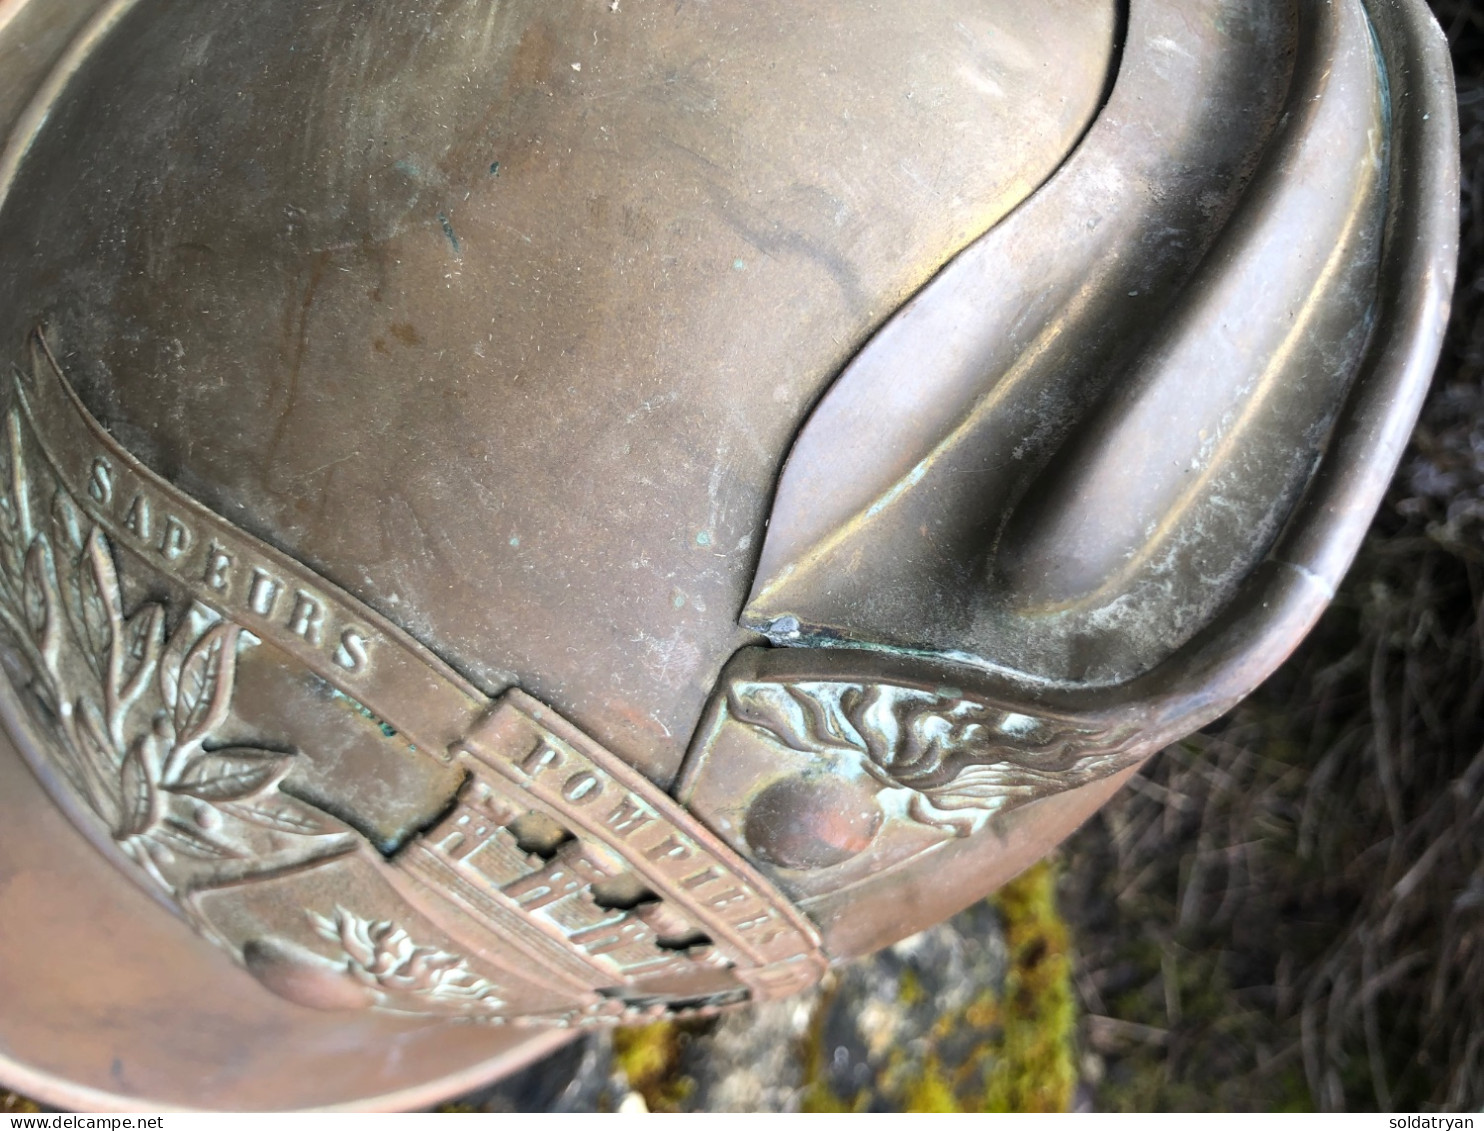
[{"x1": 1062, "y1": 0, "x2": 1484, "y2": 1109}]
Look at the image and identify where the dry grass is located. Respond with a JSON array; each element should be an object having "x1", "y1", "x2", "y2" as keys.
[{"x1": 1062, "y1": 2, "x2": 1484, "y2": 1110}]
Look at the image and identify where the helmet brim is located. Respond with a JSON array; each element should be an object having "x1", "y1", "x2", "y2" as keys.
[{"x1": 0, "y1": 729, "x2": 574, "y2": 1112}]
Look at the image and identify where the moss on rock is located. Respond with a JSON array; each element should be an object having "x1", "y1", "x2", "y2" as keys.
[
  {"x1": 800, "y1": 859, "x2": 1077, "y2": 1113},
  {"x1": 1, "y1": 1093, "x2": 39, "y2": 1114},
  {"x1": 612, "y1": 1020, "x2": 695, "y2": 1112}
]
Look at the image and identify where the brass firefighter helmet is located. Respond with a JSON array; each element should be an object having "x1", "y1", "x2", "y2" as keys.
[{"x1": 0, "y1": 0, "x2": 1459, "y2": 1110}]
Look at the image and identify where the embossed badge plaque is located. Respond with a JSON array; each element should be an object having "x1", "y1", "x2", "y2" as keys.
[{"x1": 0, "y1": 331, "x2": 823, "y2": 1025}]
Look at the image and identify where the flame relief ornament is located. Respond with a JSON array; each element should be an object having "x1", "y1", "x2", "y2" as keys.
[
  {"x1": 724, "y1": 679, "x2": 1137, "y2": 837},
  {"x1": 675, "y1": 651, "x2": 1145, "y2": 900},
  {"x1": 0, "y1": 411, "x2": 354, "y2": 906}
]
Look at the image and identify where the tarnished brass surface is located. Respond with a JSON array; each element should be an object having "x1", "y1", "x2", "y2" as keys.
[
  {"x1": 685, "y1": 0, "x2": 1459, "y2": 960},
  {"x1": 0, "y1": 0, "x2": 1117, "y2": 785},
  {"x1": 4, "y1": 329, "x2": 825, "y2": 1019},
  {"x1": 0, "y1": 0, "x2": 1459, "y2": 1111},
  {"x1": 0, "y1": 721, "x2": 578, "y2": 1112}
]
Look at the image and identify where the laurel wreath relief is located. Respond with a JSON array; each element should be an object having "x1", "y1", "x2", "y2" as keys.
[
  {"x1": 0, "y1": 409, "x2": 353, "y2": 899},
  {"x1": 311, "y1": 907, "x2": 504, "y2": 1011}
]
